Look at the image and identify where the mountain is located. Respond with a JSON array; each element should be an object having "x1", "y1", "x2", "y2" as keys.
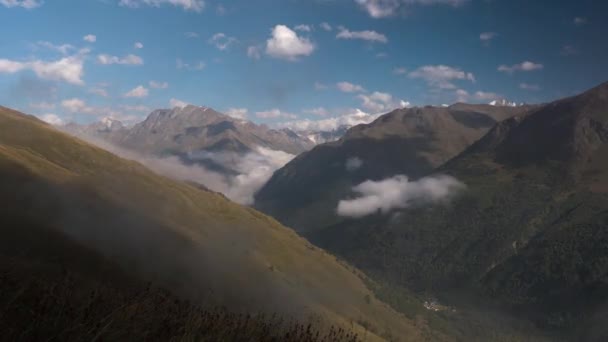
[
  {"x1": 0, "y1": 106, "x2": 438, "y2": 341},
  {"x1": 292, "y1": 82, "x2": 608, "y2": 339},
  {"x1": 297, "y1": 125, "x2": 351, "y2": 144},
  {"x1": 254, "y1": 103, "x2": 531, "y2": 234}
]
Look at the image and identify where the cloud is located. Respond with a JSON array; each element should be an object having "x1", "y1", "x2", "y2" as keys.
[
  {"x1": 409, "y1": 64, "x2": 475, "y2": 89},
  {"x1": 89, "y1": 87, "x2": 109, "y2": 97},
  {"x1": 225, "y1": 108, "x2": 248, "y2": 119},
  {"x1": 345, "y1": 157, "x2": 363, "y2": 172},
  {"x1": 393, "y1": 67, "x2": 408, "y2": 75},
  {"x1": 255, "y1": 109, "x2": 297, "y2": 119},
  {"x1": 120, "y1": 104, "x2": 151, "y2": 112},
  {"x1": 561, "y1": 45, "x2": 579, "y2": 56},
  {"x1": 277, "y1": 108, "x2": 381, "y2": 132},
  {"x1": 134, "y1": 42, "x2": 144, "y2": 49},
  {"x1": 337, "y1": 81, "x2": 366, "y2": 93},
  {"x1": 0, "y1": 55, "x2": 85, "y2": 85},
  {"x1": 294, "y1": 24, "x2": 312, "y2": 32},
  {"x1": 0, "y1": 0, "x2": 42, "y2": 9},
  {"x1": 358, "y1": 91, "x2": 410, "y2": 112},
  {"x1": 479, "y1": 32, "x2": 497, "y2": 43},
  {"x1": 124, "y1": 85, "x2": 149, "y2": 98},
  {"x1": 176, "y1": 58, "x2": 205, "y2": 70},
  {"x1": 337, "y1": 174, "x2": 465, "y2": 218},
  {"x1": 455, "y1": 89, "x2": 503, "y2": 103},
  {"x1": 320, "y1": 22, "x2": 332, "y2": 31},
  {"x1": 314, "y1": 82, "x2": 328, "y2": 90},
  {"x1": 336, "y1": 26, "x2": 388, "y2": 43},
  {"x1": 29, "y1": 101, "x2": 55, "y2": 110},
  {"x1": 265, "y1": 25, "x2": 315, "y2": 61},
  {"x1": 184, "y1": 31, "x2": 199, "y2": 38},
  {"x1": 574, "y1": 17, "x2": 587, "y2": 26},
  {"x1": 149, "y1": 80, "x2": 169, "y2": 89},
  {"x1": 519, "y1": 83, "x2": 541, "y2": 91},
  {"x1": 247, "y1": 46, "x2": 262, "y2": 60},
  {"x1": 34, "y1": 41, "x2": 75, "y2": 55},
  {"x1": 355, "y1": 0, "x2": 469, "y2": 18},
  {"x1": 97, "y1": 54, "x2": 144, "y2": 65},
  {"x1": 498, "y1": 61, "x2": 543, "y2": 73},
  {"x1": 37, "y1": 113, "x2": 64, "y2": 125},
  {"x1": 61, "y1": 98, "x2": 91, "y2": 113},
  {"x1": 118, "y1": 0, "x2": 205, "y2": 12},
  {"x1": 83, "y1": 34, "x2": 97, "y2": 43},
  {"x1": 303, "y1": 107, "x2": 329, "y2": 116},
  {"x1": 170, "y1": 98, "x2": 189, "y2": 108},
  {"x1": 208, "y1": 32, "x2": 237, "y2": 51}
]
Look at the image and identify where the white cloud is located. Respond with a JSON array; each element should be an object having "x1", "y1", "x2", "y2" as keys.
[
  {"x1": 29, "y1": 101, "x2": 55, "y2": 110},
  {"x1": 337, "y1": 174, "x2": 465, "y2": 218},
  {"x1": 574, "y1": 17, "x2": 588, "y2": 26},
  {"x1": 355, "y1": 0, "x2": 469, "y2": 18},
  {"x1": 0, "y1": 0, "x2": 42, "y2": 9},
  {"x1": 208, "y1": 32, "x2": 237, "y2": 51},
  {"x1": 294, "y1": 24, "x2": 312, "y2": 32},
  {"x1": 89, "y1": 87, "x2": 109, "y2": 97},
  {"x1": 124, "y1": 85, "x2": 149, "y2": 98},
  {"x1": 336, "y1": 26, "x2": 388, "y2": 43},
  {"x1": 358, "y1": 91, "x2": 410, "y2": 112},
  {"x1": 118, "y1": 0, "x2": 205, "y2": 12},
  {"x1": 97, "y1": 54, "x2": 143, "y2": 65},
  {"x1": 393, "y1": 67, "x2": 408, "y2": 75},
  {"x1": 120, "y1": 104, "x2": 151, "y2": 112},
  {"x1": 83, "y1": 34, "x2": 97, "y2": 43},
  {"x1": 247, "y1": 46, "x2": 262, "y2": 60},
  {"x1": 303, "y1": 107, "x2": 329, "y2": 116},
  {"x1": 520, "y1": 83, "x2": 541, "y2": 91},
  {"x1": 337, "y1": 81, "x2": 366, "y2": 93},
  {"x1": 314, "y1": 82, "x2": 328, "y2": 90},
  {"x1": 479, "y1": 32, "x2": 497, "y2": 42},
  {"x1": 184, "y1": 31, "x2": 199, "y2": 38},
  {"x1": 134, "y1": 42, "x2": 144, "y2": 49},
  {"x1": 176, "y1": 58, "x2": 205, "y2": 70},
  {"x1": 225, "y1": 108, "x2": 248, "y2": 120},
  {"x1": 61, "y1": 98, "x2": 91, "y2": 113},
  {"x1": 38, "y1": 113, "x2": 64, "y2": 125},
  {"x1": 265, "y1": 25, "x2": 315, "y2": 61},
  {"x1": 454, "y1": 89, "x2": 502, "y2": 103},
  {"x1": 277, "y1": 108, "x2": 381, "y2": 132},
  {"x1": 498, "y1": 61, "x2": 543, "y2": 73},
  {"x1": 149, "y1": 80, "x2": 169, "y2": 89},
  {"x1": 345, "y1": 157, "x2": 363, "y2": 172},
  {"x1": 409, "y1": 65, "x2": 475, "y2": 89},
  {"x1": 0, "y1": 55, "x2": 85, "y2": 85},
  {"x1": 256, "y1": 109, "x2": 297, "y2": 120},
  {"x1": 320, "y1": 22, "x2": 332, "y2": 31},
  {"x1": 34, "y1": 41, "x2": 75, "y2": 55},
  {"x1": 170, "y1": 98, "x2": 189, "y2": 108}
]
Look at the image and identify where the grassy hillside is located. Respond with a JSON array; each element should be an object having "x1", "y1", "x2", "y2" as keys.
[{"x1": 0, "y1": 106, "x2": 435, "y2": 341}]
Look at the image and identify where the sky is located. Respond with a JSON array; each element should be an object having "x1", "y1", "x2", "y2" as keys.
[{"x1": 1, "y1": 0, "x2": 607, "y2": 130}]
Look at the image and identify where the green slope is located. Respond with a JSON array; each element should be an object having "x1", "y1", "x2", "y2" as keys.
[{"x1": 0, "y1": 106, "x2": 436, "y2": 341}]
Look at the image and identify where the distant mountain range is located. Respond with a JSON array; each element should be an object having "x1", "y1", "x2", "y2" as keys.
[{"x1": 253, "y1": 81, "x2": 608, "y2": 340}]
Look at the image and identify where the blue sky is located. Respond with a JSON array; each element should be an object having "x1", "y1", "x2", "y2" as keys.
[{"x1": 1, "y1": 0, "x2": 607, "y2": 129}]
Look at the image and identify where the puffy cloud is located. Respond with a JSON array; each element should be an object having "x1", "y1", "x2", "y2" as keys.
[
  {"x1": 97, "y1": 54, "x2": 143, "y2": 65},
  {"x1": 345, "y1": 157, "x2": 363, "y2": 172},
  {"x1": 120, "y1": 104, "x2": 151, "y2": 112},
  {"x1": 208, "y1": 32, "x2": 237, "y2": 51},
  {"x1": 83, "y1": 34, "x2": 97, "y2": 43},
  {"x1": 61, "y1": 98, "x2": 91, "y2": 113},
  {"x1": 247, "y1": 46, "x2": 262, "y2": 60},
  {"x1": 393, "y1": 67, "x2": 408, "y2": 75},
  {"x1": 124, "y1": 85, "x2": 149, "y2": 98},
  {"x1": 355, "y1": 0, "x2": 469, "y2": 18},
  {"x1": 498, "y1": 61, "x2": 543, "y2": 73},
  {"x1": 134, "y1": 42, "x2": 144, "y2": 49},
  {"x1": 118, "y1": 0, "x2": 205, "y2": 12},
  {"x1": 225, "y1": 108, "x2": 248, "y2": 120},
  {"x1": 170, "y1": 98, "x2": 189, "y2": 108},
  {"x1": 303, "y1": 107, "x2": 329, "y2": 116},
  {"x1": 149, "y1": 80, "x2": 169, "y2": 89},
  {"x1": 519, "y1": 83, "x2": 541, "y2": 91},
  {"x1": 320, "y1": 22, "x2": 332, "y2": 31},
  {"x1": 479, "y1": 32, "x2": 497, "y2": 42},
  {"x1": 454, "y1": 89, "x2": 502, "y2": 103},
  {"x1": 314, "y1": 82, "x2": 329, "y2": 90},
  {"x1": 61, "y1": 98, "x2": 127, "y2": 121},
  {"x1": 89, "y1": 87, "x2": 109, "y2": 97},
  {"x1": 336, "y1": 26, "x2": 388, "y2": 43},
  {"x1": 34, "y1": 41, "x2": 75, "y2": 55},
  {"x1": 277, "y1": 108, "x2": 382, "y2": 132},
  {"x1": 255, "y1": 109, "x2": 297, "y2": 119},
  {"x1": 409, "y1": 65, "x2": 475, "y2": 89},
  {"x1": 176, "y1": 58, "x2": 205, "y2": 70},
  {"x1": 337, "y1": 174, "x2": 465, "y2": 218},
  {"x1": 358, "y1": 91, "x2": 410, "y2": 112},
  {"x1": 294, "y1": 24, "x2": 312, "y2": 32},
  {"x1": 265, "y1": 25, "x2": 315, "y2": 61},
  {"x1": 0, "y1": 0, "x2": 42, "y2": 9},
  {"x1": 0, "y1": 55, "x2": 85, "y2": 85},
  {"x1": 337, "y1": 81, "x2": 366, "y2": 93},
  {"x1": 38, "y1": 113, "x2": 64, "y2": 125}
]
